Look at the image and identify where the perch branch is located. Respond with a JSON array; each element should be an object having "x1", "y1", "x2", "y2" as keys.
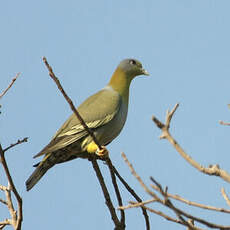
[
  {"x1": 91, "y1": 158, "x2": 122, "y2": 229},
  {"x1": 152, "y1": 103, "x2": 230, "y2": 183}
]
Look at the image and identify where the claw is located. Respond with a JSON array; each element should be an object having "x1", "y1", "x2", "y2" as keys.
[{"x1": 96, "y1": 146, "x2": 109, "y2": 157}]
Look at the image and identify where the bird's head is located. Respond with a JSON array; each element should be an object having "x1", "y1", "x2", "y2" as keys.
[
  {"x1": 118, "y1": 59, "x2": 149, "y2": 79},
  {"x1": 108, "y1": 58, "x2": 149, "y2": 98}
]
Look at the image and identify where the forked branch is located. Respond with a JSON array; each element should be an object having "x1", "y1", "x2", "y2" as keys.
[
  {"x1": 152, "y1": 103, "x2": 230, "y2": 183},
  {"x1": 120, "y1": 153, "x2": 230, "y2": 230}
]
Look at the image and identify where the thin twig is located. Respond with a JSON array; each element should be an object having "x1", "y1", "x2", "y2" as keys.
[
  {"x1": 150, "y1": 175, "x2": 230, "y2": 229},
  {"x1": 219, "y1": 120, "x2": 230, "y2": 126},
  {"x1": 0, "y1": 73, "x2": 20, "y2": 99},
  {"x1": 3, "y1": 138, "x2": 28, "y2": 153},
  {"x1": 112, "y1": 164, "x2": 150, "y2": 230},
  {"x1": 151, "y1": 183, "x2": 230, "y2": 214},
  {"x1": 0, "y1": 185, "x2": 7, "y2": 191},
  {"x1": 152, "y1": 103, "x2": 230, "y2": 184},
  {"x1": 169, "y1": 200, "x2": 230, "y2": 229},
  {"x1": 91, "y1": 158, "x2": 122, "y2": 229},
  {"x1": 221, "y1": 188, "x2": 230, "y2": 207},
  {"x1": 0, "y1": 219, "x2": 11, "y2": 229},
  {"x1": 121, "y1": 153, "x2": 159, "y2": 200},
  {"x1": 122, "y1": 153, "x2": 230, "y2": 229},
  {"x1": 106, "y1": 158, "x2": 125, "y2": 228},
  {"x1": 0, "y1": 198, "x2": 7, "y2": 206},
  {"x1": 0, "y1": 143, "x2": 23, "y2": 230},
  {"x1": 0, "y1": 72, "x2": 23, "y2": 230},
  {"x1": 142, "y1": 205, "x2": 203, "y2": 230},
  {"x1": 149, "y1": 177, "x2": 194, "y2": 229},
  {"x1": 5, "y1": 184, "x2": 17, "y2": 227},
  {"x1": 118, "y1": 198, "x2": 156, "y2": 210}
]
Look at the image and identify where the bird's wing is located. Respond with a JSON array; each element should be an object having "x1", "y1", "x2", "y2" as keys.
[{"x1": 34, "y1": 88, "x2": 121, "y2": 158}]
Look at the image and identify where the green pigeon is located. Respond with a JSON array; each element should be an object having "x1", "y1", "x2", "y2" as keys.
[{"x1": 26, "y1": 58, "x2": 149, "y2": 191}]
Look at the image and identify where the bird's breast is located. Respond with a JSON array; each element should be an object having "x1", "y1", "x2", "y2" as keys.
[{"x1": 95, "y1": 98, "x2": 128, "y2": 146}]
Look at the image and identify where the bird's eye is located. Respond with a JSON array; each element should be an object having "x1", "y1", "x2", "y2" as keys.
[{"x1": 129, "y1": 59, "x2": 136, "y2": 65}]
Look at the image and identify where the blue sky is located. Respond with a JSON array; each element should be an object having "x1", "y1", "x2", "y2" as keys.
[{"x1": 1, "y1": 0, "x2": 230, "y2": 229}]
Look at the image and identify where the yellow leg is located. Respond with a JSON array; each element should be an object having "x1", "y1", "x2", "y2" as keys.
[
  {"x1": 96, "y1": 146, "x2": 109, "y2": 157},
  {"x1": 86, "y1": 142, "x2": 109, "y2": 157}
]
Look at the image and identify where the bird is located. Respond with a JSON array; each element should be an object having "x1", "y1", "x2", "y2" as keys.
[{"x1": 26, "y1": 58, "x2": 149, "y2": 191}]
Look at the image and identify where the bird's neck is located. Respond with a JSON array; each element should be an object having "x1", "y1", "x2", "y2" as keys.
[{"x1": 108, "y1": 67, "x2": 132, "y2": 103}]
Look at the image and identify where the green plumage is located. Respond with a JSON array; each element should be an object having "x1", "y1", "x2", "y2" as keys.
[{"x1": 26, "y1": 58, "x2": 149, "y2": 191}]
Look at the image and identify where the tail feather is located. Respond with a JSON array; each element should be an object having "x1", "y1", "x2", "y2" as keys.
[{"x1": 26, "y1": 158, "x2": 54, "y2": 191}]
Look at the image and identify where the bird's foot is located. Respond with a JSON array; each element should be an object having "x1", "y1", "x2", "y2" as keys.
[{"x1": 96, "y1": 146, "x2": 109, "y2": 158}]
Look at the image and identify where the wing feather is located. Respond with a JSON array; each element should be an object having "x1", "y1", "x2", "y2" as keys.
[{"x1": 34, "y1": 88, "x2": 121, "y2": 158}]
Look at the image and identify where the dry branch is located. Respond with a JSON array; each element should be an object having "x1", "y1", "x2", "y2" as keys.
[
  {"x1": 120, "y1": 152, "x2": 230, "y2": 230},
  {"x1": 1, "y1": 73, "x2": 24, "y2": 229},
  {"x1": 0, "y1": 73, "x2": 20, "y2": 99},
  {"x1": 91, "y1": 158, "x2": 122, "y2": 228},
  {"x1": 219, "y1": 120, "x2": 230, "y2": 126},
  {"x1": 0, "y1": 219, "x2": 11, "y2": 229},
  {"x1": 151, "y1": 184, "x2": 230, "y2": 214},
  {"x1": 112, "y1": 165, "x2": 150, "y2": 230},
  {"x1": 3, "y1": 138, "x2": 28, "y2": 152},
  {"x1": 152, "y1": 103, "x2": 230, "y2": 183},
  {"x1": 0, "y1": 137, "x2": 27, "y2": 230},
  {"x1": 106, "y1": 158, "x2": 125, "y2": 227},
  {"x1": 221, "y1": 188, "x2": 230, "y2": 207}
]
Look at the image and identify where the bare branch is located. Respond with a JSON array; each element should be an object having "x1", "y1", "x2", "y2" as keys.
[
  {"x1": 112, "y1": 163, "x2": 150, "y2": 230},
  {"x1": 3, "y1": 138, "x2": 28, "y2": 152},
  {"x1": 221, "y1": 188, "x2": 230, "y2": 207},
  {"x1": 0, "y1": 198, "x2": 7, "y2": 206},
  {"x1": 0, "y1": 143, "x2": 23, "y2": 230},
  {"x1": 0, "y1": 185, "x2": 7, "y2": 191},
  {"x1": 219, "y1": 105, "x2": 230, "y2": 126},
  {"x1": 5, "y1": 184, "x2": 17, "y2": 227},
  {"x1": 106, "y1": 158, "x2": 125, "y2": 228},
  {"x1": 0, "y1": 73, "x2": 20, "y2": 99},
  {"x1": 152, "y1": 103, "x2": 230, "y2": 183},
  {"x1": 121, "y1": 152, "x2": 160, "y2": 200},
  {"x1": 151, "y1": 183, "x2": 230, "y2": 214},
  {"x1": 219, "y1": 120, "x2": 230, "y2": 126},
  {"x1": 118, "y1": 198, "x2": 156, "y2": 210},
  {"x1": 91, "y1": 158, "x2": 122, "y2": 229},
  {"x1": 122, "y1": 153, "x2": 230, "y2": 229},
  {"x1": 0, "y1": 219, "x2": 11, "y2": 229},
  {"x1": 143, "y1": 205, "x2": 203, "y2": 229}
]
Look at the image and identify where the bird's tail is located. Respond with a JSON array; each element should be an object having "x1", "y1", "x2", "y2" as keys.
[{"x1": 26, "y1": 155, "x2": 54, "y2": 191}]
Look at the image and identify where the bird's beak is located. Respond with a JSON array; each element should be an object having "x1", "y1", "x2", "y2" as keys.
[{"x1": 141, "y1": 68, "x2": 150, "y2": 76}]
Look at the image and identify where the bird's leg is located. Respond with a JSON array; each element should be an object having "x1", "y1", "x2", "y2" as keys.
[
  {"x1": 96, "y1": 146, "x2": 109, "y2": 157},
  {"x1": 87, "y1": 142, "x2": 109, "y2": 157}
]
